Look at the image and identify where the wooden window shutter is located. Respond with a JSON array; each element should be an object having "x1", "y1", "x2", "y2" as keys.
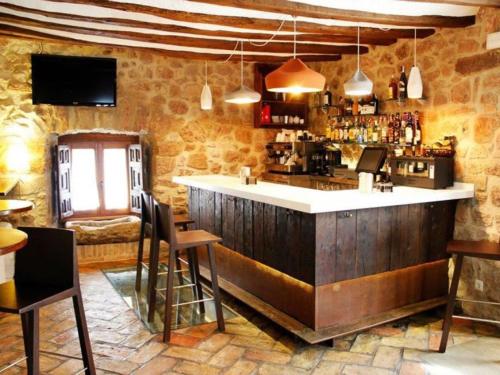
[
  {"x1": 57, "y1": 145, "x2": 73, "y2": 219},
  {"x1": 128, "y1": 144, "x2": 143, "y2": 214}
]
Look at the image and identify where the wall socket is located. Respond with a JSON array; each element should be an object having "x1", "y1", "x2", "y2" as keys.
[{"x1": 474, "y1": 279, "x2": 484, "y2": 292}]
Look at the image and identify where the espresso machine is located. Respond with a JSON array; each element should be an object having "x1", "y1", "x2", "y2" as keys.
[
  {"x1": 265, "y1": 141, "x2": 319, "y2": 174},
  {"x1": 309, "y1": 144, "x2": 343, "y2": 176}
]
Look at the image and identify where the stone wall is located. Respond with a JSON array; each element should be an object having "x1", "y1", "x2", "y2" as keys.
[
  {"x1": 0, "y1": 38, "x2": 276, "y2": 227},
  {"x1": 309, "y1": 7, "x2": 499, "y2": 320}
]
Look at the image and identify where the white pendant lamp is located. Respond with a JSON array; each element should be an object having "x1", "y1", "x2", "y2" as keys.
[
  {"x1": 344, "y1": 26, "x2": 373, "y2": 97},
  {"x1": 265, "y1": 17, "x2": 325, "y2": 93},
  {"x1": 200, "y1": 60, "x2": 213, "y2": 110},
  {"x1": 408, "y1": 29, "x2": 423, "y2": 99},
  {"x1": 224, "y1": 41, "x2": 261, "y2": 104}
]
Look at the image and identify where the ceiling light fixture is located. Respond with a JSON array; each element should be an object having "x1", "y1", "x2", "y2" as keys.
[
  {"x1": 224, "y1": 41, "x2": 261, "y2": 104},
  {"x1": 408, "y1": 29, "x2": 423, "y2": 99},
  {"x1": 200, "y1": 60, "x2": 213, "y2": 110},
  {"x1": 344, "y1": 26, "x2": 373, "y2": 97},
  {"x1": 265, "y1": 17, "x2": 325, "y2": 94}
]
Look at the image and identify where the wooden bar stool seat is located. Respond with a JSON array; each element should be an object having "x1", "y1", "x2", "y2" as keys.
[
  {"x1": 175, "y1": 230, "x2": 221, "y2": 248},
  {"x1": 0, "y1": 228, "x2": 28, "y2": 255},
  {"x1": 153, "y1": 201, "x2": 225, "y2": 342},
  {"x1": 439, "y1": 239, "x2": 500, "y2": 353}
]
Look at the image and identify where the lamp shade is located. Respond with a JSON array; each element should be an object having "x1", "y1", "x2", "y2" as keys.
[
  {"x1": 344, "y1": 69, "x2": 373, "y2": 97},
  {"x1": 224, "y1": 85, "x2": 261, "y2": 104},
  {"x1": 407, "y1": 66, "x2": 423, "y2": 99},
  {"x1": 200, "y1": 83, "x2": 212, "y2": 110},
  {"x1": 265, "y1": 58, "x2": 326, "y2": 93}
]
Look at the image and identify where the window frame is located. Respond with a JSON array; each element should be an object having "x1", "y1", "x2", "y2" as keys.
[{"x1": 58, "y1": 133, "x2": 140, "y2": 220}]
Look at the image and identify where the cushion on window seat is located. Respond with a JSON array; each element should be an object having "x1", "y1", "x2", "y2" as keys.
[{"x1": 65, "y1": 216, "x2": 141, "y2": 245}]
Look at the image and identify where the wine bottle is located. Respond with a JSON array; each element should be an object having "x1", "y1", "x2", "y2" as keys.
[
  {"x1": 323, "y1": 85, "x2": 332, "y2": 106},
  {"x1": 388, "y1": 75, "x2": 398, "y2": 100},
  {"x1": 414, "y1": 111, "x2": 422, "y2": 145},
  {"x1": 398, "y1": 66, "x2": 407, "y2": 100},
  {"x1": 405, "y1": 112, "x2": 414, "y2": 145}
]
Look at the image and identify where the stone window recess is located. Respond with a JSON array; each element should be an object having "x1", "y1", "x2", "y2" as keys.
[{"x1": 55, "y1": 133, "x2": 148, "y2": 222}]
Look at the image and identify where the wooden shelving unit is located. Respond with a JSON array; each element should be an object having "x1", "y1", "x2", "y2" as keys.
[{"x1": 253, "y1": 64, "x2": 308, "y2": 129}]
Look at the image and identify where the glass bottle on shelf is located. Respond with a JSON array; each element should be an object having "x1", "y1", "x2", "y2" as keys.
[
  {"x1": 362, "y1": 118, "x2": 368, "y2": 143},
  {"x1": 380, "y1": 116, "x2": 387, "y2": 144},
  {"x1": 325, "y1": 116, "x2": 332, "y2": 140},
  {"x1": 352, "y1": 98, "x2": 359, "y2": 116},
  {"x1": 367, "y1": 118, "x2": 373, "y2": 144},
  {"x1": 348, "y1": 120, "x2": 356, "y2": 143},
  {"x1": 337, "y1": 118, "x2": 344, "y2": 143},
  {"x1": 345, "y1": 98, "x2": 353, "y2": 116},
  {"x1": 398, "y1": 66, "x2": 407, "y2": 100},
  {"x1": 388, "y1": 75, "x2": 398, "y2": 100},
  {"x1": 414, "y1": 111, "x2": 422, "y2": 146},
  {"x1": 388, "y1": 115, "x2": 395, "y2": 144},
  {"x1": 400, "y1": 112, "x2": 407, "y2": 145},
  {"x1": 372, "y1": 119, "x2": 379, "y2": 144},
  {"x1": 393, "y1": 113, "x2": 400, "y2": 144},
  {"x1": 323, "y1": 85, "x2": 332, "y2": 106},
  {"x1": 405, "y1": 112, "x2": 414, "y2": 145},
  {"x1": 343, "y1": 120, "x2": 349, "y2": 143}
]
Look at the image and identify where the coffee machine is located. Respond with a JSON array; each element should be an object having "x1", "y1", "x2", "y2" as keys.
[
  {"x1": 309, "y1": 144, "x2": 343, "y2": 176},
  {"x1": 265, "y1": 141, "x2": 319, "y2": 174}
]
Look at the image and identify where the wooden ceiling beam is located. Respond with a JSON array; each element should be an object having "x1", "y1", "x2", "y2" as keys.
[
  {"x1": 42, "y1": 0, "x2": 435, "y2": 39},
  {"x1": 195, "y1": 0, "x2": 476, "y2": 28},
  {"x1": 399, "y1": 0, "x2": 499, "y2": 7},
  {"x1": 0, "y1": 3, "x2": 401, "y2": 45},
  {"x1": 0, "y1": 13, "x2": 367, "y2": 55},
  {"x1": 0, "y1": 24, "x2": 341, "y2": 62}
]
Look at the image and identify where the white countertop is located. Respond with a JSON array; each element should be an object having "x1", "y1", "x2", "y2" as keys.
[{"x1": 173, "y1": 175, "x2": 474, "y2": 214}]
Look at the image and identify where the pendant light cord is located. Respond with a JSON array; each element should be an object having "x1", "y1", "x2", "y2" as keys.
[
  {"x1": 205, "y1": 60, "x2": 208, "y2": 85},
  {"x1": 414, "y1": 28, "x2": 417, "y2": 67},
  {"x1": 249, "y1": 19, "x2": 286, "y2": 47},
  {"x1": 293, "y1": 16, "x2": 297, "y2": 59},
  {"x1": 357, "y1": 26, "x2": 360, "y2": 71},
  {"x1": 240, "y1": 40, "x2": 244, "y2": 86}
]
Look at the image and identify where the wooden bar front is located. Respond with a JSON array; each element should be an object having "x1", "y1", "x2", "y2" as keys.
[{"x1": 188, "y1": 187, "x2": 456, "y2": 342}]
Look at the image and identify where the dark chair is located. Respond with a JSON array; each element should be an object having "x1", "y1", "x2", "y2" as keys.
[
  {"x1": 439, "y1": 240, "x2": 500, "y2": 353},
  {"x1": 134, "y1": 191, "x2": 194, "y2": 322},
  {"x1": 0, "y1": 227, "x2": 95, "y2": 375},
  {"x1": 154, "y1": 201, "x2": 225, "y2": 342}
]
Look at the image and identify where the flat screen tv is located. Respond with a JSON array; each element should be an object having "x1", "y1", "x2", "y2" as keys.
[{"x1": 31, "y1": 54, "x2": 116, "y2": 106}]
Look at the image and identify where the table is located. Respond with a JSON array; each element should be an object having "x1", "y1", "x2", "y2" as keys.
[
  {"x1": 0, "y1": 228, "x2": 28, "y2": 255},
  {"x1": 0, "y1": 200, "x2": 33, "y2": 216}
]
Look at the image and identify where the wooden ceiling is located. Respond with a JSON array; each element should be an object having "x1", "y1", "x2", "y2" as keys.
[{"x1": 0, "y1": 0, "x2": 496, "y2": 62}]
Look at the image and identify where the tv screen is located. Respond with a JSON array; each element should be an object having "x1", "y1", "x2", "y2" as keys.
[{"x1": 31, "y1": 54, "x2": 116, "y2": 106}]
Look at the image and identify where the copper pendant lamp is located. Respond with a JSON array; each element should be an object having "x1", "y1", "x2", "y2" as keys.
[{"x1": 265, "y1": 18, "x2": 325, "y2": 94}]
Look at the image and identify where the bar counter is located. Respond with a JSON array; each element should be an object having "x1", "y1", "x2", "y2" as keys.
[{"x1": 173, "y1": 175, "x2": 474, "y2": 343}]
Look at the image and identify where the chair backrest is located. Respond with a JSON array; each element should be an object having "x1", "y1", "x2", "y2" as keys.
[
  {"x1": 155, "y1": 202, "x2": 177, "y2": 248},
  {"x1": 15, "y1": 227, "x2": 77, "y2": 290},
  {"x1": 140, "y1": 191, "x2": 153, "y2": 225}
]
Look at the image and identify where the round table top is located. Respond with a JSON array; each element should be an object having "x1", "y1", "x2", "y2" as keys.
[
  {"x1": 0, "y1": 200, "x2": 33, "y2": 216},
  {"x1": 0, "y1": 227, "x2": 28, "y2": 255}
]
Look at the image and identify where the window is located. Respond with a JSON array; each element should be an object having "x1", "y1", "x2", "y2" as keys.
[{"x1": 57, "y1": 133, "x2": 142, "y2": 220}]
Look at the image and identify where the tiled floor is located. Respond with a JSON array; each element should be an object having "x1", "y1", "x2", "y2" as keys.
[{"x1": 1, "y1": 263, "x2": 499, "y2": 375}]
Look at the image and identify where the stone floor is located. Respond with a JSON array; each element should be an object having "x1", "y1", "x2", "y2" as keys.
[{"x1": 1, "y1": 262, "x2": 499, "y2": 375}]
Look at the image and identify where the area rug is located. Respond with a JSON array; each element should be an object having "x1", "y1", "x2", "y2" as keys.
[
  {"x1": 421, "y1": 337, "x2": 500, "y2": 375},
  {"x1": 103, "y1": 264, "x2": 238, "y2": 333}
]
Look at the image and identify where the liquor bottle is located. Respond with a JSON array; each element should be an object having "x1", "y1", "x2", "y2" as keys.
[
  {"x1": 345, "y1": 98, "x2": 353, "y2": 116},
  {"x1": 349, "y1": 120, "x2": 356, "y2": 143},
  {"x1": 323, "y1": 85, "x2": 332, "y2": 106},
  {"x1": 387, "y1": 115, "x2": 394, "y2": 144},
  {"x1": 362, "y1": 119, "x2": 368, "y2": 143},
  {"x1": 372, "y1": 119, "x2": 379, "y2": 144},
  {"x1": 388, "y1": 75, "x2": 398, "y2": 100},
  {"x1": 405, "y1": 112, "x2": 414, "y2": 145},
  {"x1": 381, "y1": 116, "x2": 388, "y2": 143},
  {"x1": 352, "y1": 98, "x2": 359, "y2": 116},
  {"x1": 325, "y1": 116, "x2": 332, "y2": 140},
  {"x1": 370, "y1": 94, "x2": 379, "y2": 115},
  {"x1": 343, "y1": 120, "x2": 349, "y2": 143},
  {"x1": 400, "y1": 112, "x2": 407, "y2": 145},
  {"x1": 413, "y1": 111, "x2": 422, "y2": 145},
  {"x1": 398, "y1": 66, "x2": 407, "y2": 100},
  {"x1": 393, "y1": 113, "x2": 400, "y2": 144},
  {"x1": 367, "y1": 118, "x2": 374, "y2": 144}
]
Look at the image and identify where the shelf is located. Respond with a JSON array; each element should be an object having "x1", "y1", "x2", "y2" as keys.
[
  {"x1": 332, "y1": 114, "x2": 385, "y2": 118},
  {"x1": 329, "y1": 142, "x2": 419, "y2": 147},
  {"x1": 381, "y1": 98, "x2": 427, "y2": 105},
  {"x1": 260, "y1": 123, "x2": 308, "y2": 129}
]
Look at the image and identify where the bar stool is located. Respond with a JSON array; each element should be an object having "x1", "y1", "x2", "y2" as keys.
[
  {"x1": 0, "y1": 227, "x2": 95, "y2": 374},
  {"x1": 439, "y1": 240, "x2": 500, "y2": 353},
  {"x1": 135, "y1": 191, "x2": 193, "y2": 303},
  {"x1": 154, "y1": 201, "x2": 225, "y2": 342}
]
